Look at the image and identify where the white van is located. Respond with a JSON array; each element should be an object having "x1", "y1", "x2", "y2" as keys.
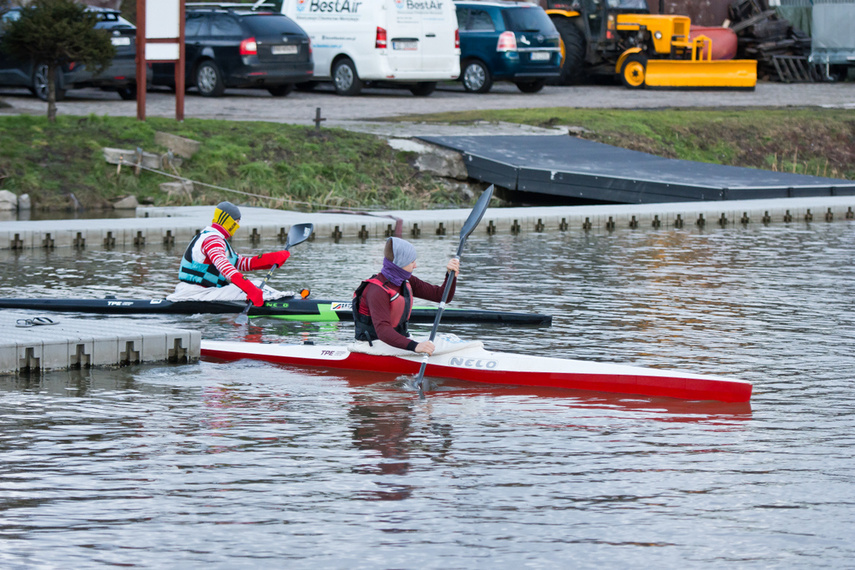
[{"x1": 280, "y1": 0, "x2": 460, "y2": 96}]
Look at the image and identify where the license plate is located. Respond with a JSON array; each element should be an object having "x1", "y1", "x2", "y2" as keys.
[
  {"x1": 272, "y1": 45, "x2": 298, "y2": 55},
  {"x1": 530, "y1": 51, "x2": 550, "y2": 61},
  {"x1": 393, "y1": 41, "x2": 418, "y2": 51},
  {"x1": 111, "y1": 37, "x2": 131, "y2": 46}
]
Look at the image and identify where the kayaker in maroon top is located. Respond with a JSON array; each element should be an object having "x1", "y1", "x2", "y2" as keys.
[{"x1": 353, "y1": 237, "x2": 460, "y2": 356}]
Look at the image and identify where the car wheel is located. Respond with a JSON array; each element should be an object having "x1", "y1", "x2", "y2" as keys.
[
  {"x1": 332, "y1": 58, "x2": 363, "y2": 96},
  {"x1": 620, "y1": 54, "x2": 647, "y2": 89},
  {"x1": 515, "y1": 79, "x2": 546, "y2": 94},
  {"x1": 117, "y1": 85, "x2": 137, "y2": 100},
  {"x1": 295, "y1": 81, "x2": 318, "y2": 92},
  {"x1": 33, "y1": 64, "x2": 66, "y2": 102},
  {"x1": 196, "y1": 60, "x2": 225, "y2": 97},
  {"x1": 461, "y1": 60, "x2": 492, "y2": 94},
  {"x1": 268, "y1": 84, "x2": 295, "y2": 97},
  {"x1": 409, "y1": 82, "x2": 437, "y2": 96}
]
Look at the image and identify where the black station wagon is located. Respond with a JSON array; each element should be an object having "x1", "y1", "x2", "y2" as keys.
[{"x1": 152, "y1": 7, "x2": 313, "y2": 97}]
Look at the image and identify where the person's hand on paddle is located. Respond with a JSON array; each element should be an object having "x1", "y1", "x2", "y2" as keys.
[
  {"x1": 415, "y1": 340, "x2": 436, "y2": 356},
  {"x1": 446, "y1": 258, "x2": 460, "y2": 277},
  {"x1": 249, "y1": 250, "x2": 290, "y2": 270},
  {"x1": 232, "y1": 273, "x2": 264, "y2": 306}
]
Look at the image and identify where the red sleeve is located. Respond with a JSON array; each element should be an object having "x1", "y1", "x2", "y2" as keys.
[
  {"x1": 200, "y1": 235, "x2": 240, "y2": 281},
  {"x1": 410, "y1": 273, "x2": 455, "y2": 304},
  {"x1": 362, "y1": 284, "x2": 418, "y2": 352},
  {"x1": 235, "y1": 254, "x2": 253, "y2": 272}
]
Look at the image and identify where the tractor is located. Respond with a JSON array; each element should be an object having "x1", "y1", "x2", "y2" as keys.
[{"x1": 533, "y1": 0, "x2": 756, "y2": 88}]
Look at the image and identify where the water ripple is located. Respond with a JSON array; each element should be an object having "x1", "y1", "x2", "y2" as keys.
[{"x1": 2, "y1": 223, "x2": 855, "y2": 567}]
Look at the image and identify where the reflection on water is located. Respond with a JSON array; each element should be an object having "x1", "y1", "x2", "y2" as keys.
[{"x1": 1, "y1": 223, "x2": 855, "y2": 567}]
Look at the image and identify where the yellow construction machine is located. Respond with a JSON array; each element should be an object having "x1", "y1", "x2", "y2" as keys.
[{"x1": 534, "y1": 0, "x2": 757, "y2": 89}]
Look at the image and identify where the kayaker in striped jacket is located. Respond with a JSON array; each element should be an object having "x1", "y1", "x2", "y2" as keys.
[
  {"x1": 353, "y1": 237, "x2": 460, "y2": 356},
  {"x1": 167, "y1": 201, "x2": 292, "y2": 305}
]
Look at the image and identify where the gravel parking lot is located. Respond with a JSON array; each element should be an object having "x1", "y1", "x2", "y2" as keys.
[{"x1": 2, "y1": 80, "x2": 853, "y2": 133}]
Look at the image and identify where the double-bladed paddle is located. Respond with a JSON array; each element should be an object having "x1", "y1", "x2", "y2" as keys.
[
  {"x1": 235, "y1": 222, "x2": 314, "y2": 325},
  {"x1": 415, "y1": 185, "x2": 494, "y2": 398}
]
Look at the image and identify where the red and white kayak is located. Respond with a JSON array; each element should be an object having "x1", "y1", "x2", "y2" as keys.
[{"x1": 201, "y1": 335, "x2": 752, "y2": 403}]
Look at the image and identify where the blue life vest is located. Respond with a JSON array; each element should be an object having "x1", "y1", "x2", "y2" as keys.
[{"x1": 178, "y1": 227, "x2": 239, "y2": 288}]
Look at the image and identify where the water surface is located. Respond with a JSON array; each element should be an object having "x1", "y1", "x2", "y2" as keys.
[{"x1": 2, "y1": 223, "x2": 854, "y2": 568}]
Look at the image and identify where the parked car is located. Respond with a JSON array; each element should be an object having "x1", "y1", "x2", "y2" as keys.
[
  {"x1": 454, "y1": 0, "x2": 561, "y2": 93},
  {"x1": 0, "y1": 6, "x2": 147, "y2": 101},
  {"x1": 151, "y1": 6, "x2": 312, "y2": 97},
  {"x1": 280, "y1": 0, "x2": 460, "y2": 96}
]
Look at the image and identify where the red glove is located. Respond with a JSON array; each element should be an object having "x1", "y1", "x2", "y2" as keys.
[
  {"x1": 248, "y1": 250, "x2": 290, "y2": 270},
  {"x1": 232, "y1": 273, "x2": 264, "y2": 306}
]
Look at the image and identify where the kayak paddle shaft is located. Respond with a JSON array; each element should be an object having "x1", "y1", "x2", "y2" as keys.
[
  {"x1": 235, "y1": 222, "x2": 314, "y2": 325},
  {"x1": 416, "y1": 185, "x2": 493, "y2": 397}
]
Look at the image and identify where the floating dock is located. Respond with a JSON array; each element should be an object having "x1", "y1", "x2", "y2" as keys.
[
  {"x1": 0, "y1": 312, "x2": 200, "y2": 375},
  {"x1": 2, "y1": 196, "x2": 855, "y2": 251},
  {"x1": 420, "y1": 135, "x2": 855, "y2": 204}
]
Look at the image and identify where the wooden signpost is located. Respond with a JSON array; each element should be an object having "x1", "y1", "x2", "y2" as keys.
[{"x1": 135, "y1": 0, "x2": 186, "y2": 121}]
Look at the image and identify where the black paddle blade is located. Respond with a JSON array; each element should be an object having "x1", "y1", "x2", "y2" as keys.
[
  {"x1": 286, "y1": 223, "x2": 314, "y2": 248},
  {"x1": 459, "y1": 185, "x2": 493, "y2": 243}
]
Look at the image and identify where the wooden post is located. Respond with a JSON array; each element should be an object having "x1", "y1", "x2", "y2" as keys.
[
  {"x1": 176, "y1": 0, "x2": 185, "y2": 121},
  {"x1": 136, "y1": 0, "x2": 146, "y2": 121}
]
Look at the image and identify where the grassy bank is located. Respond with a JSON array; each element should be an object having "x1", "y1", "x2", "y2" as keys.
[
  {"x1": 0, "y1": 115, "x2": 453, "y2": 211},
  {"x1": 1, "y1": 108, "x2": 853, "y2": 212},
  {"x1": 396, "y1": 107, "x2": 855, "y2": 181}
]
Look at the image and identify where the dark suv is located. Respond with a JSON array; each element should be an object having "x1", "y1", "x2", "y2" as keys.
[
  {"x1": 455, "y1": 0, "x2": 561, "y2": 93},
  {"x1": 152, "y1": 7, "x2": 312, "y2": 97},
  {"x1": 0, "y1": 6, "x2": 147, "y2": 100}
]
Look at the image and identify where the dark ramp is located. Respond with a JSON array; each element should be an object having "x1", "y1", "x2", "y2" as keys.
[{"x1": 419, "y1": 135, "x2": 855, "y2": 204}]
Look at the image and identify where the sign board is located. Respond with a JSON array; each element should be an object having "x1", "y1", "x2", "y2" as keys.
[
  {"x1": 146, "y1": 43, "x2": 180, "y2": 61},
  {"x1": 146, "y1": 0, "x2": 181, "y2": 40},
  {"x1": 136, "y1": 0, "x2": 186, "y2": 121}
]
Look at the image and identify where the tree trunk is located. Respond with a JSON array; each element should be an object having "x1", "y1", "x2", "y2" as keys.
[{"x1": 47, "y1": 63, "x2": 57, "y2": 123}]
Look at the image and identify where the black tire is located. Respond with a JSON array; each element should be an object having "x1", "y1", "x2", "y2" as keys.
[
  {"x1": 295, "y1": 80, "x2": 318, "y2": 92},
  {"x1": 33, "y1": 64, "x2": 66, "y2": 102},
  {"x1": 267, "y1": 83, "x2": 295, "y2": 97},
  {"x1": 117, "y1": 85, "x2": 137, "y2": 100},
  {"x1": 195, "y1": 60, "x2": 225, "y2": 97},
  {"x1": 332, "y1": 58, "x2": 363, "y2": 96},
  {"x1": 461, "y1": 59, "x2": 492, "y2": 93},
  {"x1": 409, "y1": 82, "x2": 437, "y2": 96},
  {"x1": 825, "y1": 64, "x2": 849, "y2": 82},
  {"x1": 515, "y1": 79, "x2": 546, "y2": 93},
  {"x1": 620, "y1": 54, "x2": 647, "y2": 89},
  {"x1": 553, "y1": 17, "x2": 586, "y2": 86}
]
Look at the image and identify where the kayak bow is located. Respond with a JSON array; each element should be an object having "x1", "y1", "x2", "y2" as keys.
[{"x1": 200, "y1": 338, "x2": 752, "y2": 403}]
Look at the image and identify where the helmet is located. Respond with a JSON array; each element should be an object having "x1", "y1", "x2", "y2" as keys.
[{"x1": 213, "y1": 201, "x2": 241, "y2": 236}]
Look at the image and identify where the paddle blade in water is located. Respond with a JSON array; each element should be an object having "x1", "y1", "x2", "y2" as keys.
[{"x1": 397, "y1": 374, "x2": 437, "y2": 393}]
